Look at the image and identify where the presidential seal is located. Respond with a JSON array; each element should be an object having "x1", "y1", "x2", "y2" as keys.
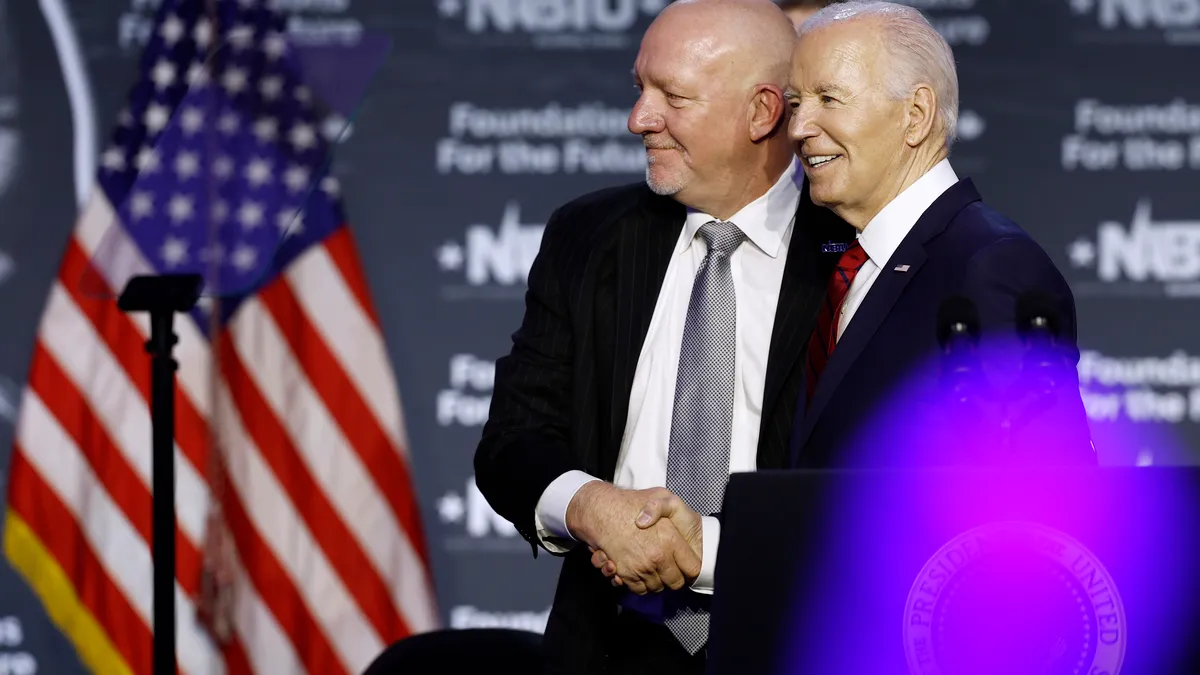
[{"x1": 903, "y1": 521, "x2": 1126, "y2": 675}]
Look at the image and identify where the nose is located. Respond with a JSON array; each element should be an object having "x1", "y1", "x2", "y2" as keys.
[
  {"x1": 788, "y1": 104, "x2": 819, "y2": 145},
  {"x1": 628, "y1": 95, "x2": 664, "y2": 135}
]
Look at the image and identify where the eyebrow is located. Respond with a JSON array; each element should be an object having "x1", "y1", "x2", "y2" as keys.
[
  {"x1": 815, "y1": 83, "x2": 850, "y2": 98},
  {"x1": 784, "y1": 83, "x2": 850, "y2": 99},
  {"x1": 632, "y1": 71, "x2": 691, "y2": 94}
]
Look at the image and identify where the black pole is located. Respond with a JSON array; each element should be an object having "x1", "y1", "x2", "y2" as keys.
[
  {"x1": 148, "y1": 309, "x2": 177, "y2": 675},
  {"x1": 118, "y1": 273, "x2": 204, "y2": 675}
]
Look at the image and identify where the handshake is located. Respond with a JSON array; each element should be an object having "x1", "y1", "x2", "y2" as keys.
[{"x1": 566, "y1": 482, "x2": 704, "y2": 595}]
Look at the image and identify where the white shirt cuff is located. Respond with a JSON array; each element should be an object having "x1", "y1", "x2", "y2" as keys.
[
  {"x1": 534, "y1": 470, "x2": 600, "y2": 553},
  {"x1": 690, "y1": 515, "x2": 720, "y2": 594}
]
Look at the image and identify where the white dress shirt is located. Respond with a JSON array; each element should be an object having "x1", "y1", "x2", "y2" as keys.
[
  {"x1": 837, "y1": 159, "x2": 959, "y2": 340},
  {"x1": 533, "y1": 160, "x2": 804, "y2": 594}
]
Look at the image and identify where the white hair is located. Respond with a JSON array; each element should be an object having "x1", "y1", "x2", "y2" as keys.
[{"x1": 798, "y1": 0, "x2": 960, "y2": 149}]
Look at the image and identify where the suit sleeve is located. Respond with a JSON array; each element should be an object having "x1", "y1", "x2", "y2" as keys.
[
  {"x1": 960, "y1": 236, "x2": 1097, "y2": 465},
  {"x1": 474, "y1": 207, "x2": 587, "y2": 556}
]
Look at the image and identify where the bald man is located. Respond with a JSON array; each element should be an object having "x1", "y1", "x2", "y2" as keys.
[{"x1": 474, "y1": 0, "x2": 852, "y2": 671}]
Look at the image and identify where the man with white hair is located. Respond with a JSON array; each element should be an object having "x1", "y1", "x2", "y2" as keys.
[{"x1": 782, "y1": 0, "x2": 1097, "y2": 466}]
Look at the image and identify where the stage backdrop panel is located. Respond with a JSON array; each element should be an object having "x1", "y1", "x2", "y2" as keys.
[{"x1": 0, "y1": 1, "x2": 1196, "y2": 673}]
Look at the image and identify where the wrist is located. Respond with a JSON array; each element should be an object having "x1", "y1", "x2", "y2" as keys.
[{"x1": 565, "y1": 480, "x2": 607, "y2": 542}]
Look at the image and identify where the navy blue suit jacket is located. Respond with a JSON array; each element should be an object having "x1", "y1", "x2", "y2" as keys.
[{"x1": 788, "y1": 178, "x2": 1096, "y2": 468}]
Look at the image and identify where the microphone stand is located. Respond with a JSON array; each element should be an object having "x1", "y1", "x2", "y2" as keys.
[
  {"x1": 1003, "y1": 341, "x2": 1069, "y2": 447},
  {"x1": 936, "y1": 293, "x2": 1075, "y2": 465},
  {"x1": 937, "y1": 304, "x2": 999, "y2": 464},
  {"x1": 985, "y1": 323, "x2": 1075, "y2": 465},
  {"x1": 117, "y1": 273, "x2": 204, "y2": 675}
]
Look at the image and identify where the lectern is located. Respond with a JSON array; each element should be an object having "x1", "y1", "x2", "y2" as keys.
[{"x1": 707, "y1": 467, "x2": 1200, "y2": 675}]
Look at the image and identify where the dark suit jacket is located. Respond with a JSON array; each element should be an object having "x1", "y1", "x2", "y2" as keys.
[
  {"x1": 474, "y1": 179, "x2": 851, "y2": 672},
  {"x1": 789, "y1": 177, "x2": 1096, "y2": 468}
]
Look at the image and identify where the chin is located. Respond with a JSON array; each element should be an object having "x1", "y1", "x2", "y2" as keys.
[
  {"x1": 807, "y1": 185, "x2": 839, "y2": 208},
  {"x1": 646, "y1": 167, "x2": 686, "y2": 196}
]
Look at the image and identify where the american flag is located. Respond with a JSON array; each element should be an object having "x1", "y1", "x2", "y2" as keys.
[{"x1": 2, "y1": 1, "x2": 439, "y2": 673}]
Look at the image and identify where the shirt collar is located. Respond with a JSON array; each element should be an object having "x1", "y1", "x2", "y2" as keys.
[
  {"x1": 857, "y1": 158, "x2": 959, "y2": 267},
  {"x1": 680, "y1": 159, "x2": 802, "y2": 259}
]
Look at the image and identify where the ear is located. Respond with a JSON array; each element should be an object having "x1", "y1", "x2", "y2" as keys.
[
  {"x1": 905, "y1": 84, "x2": 938, "y2": 147},
  {"x1": 748, "y1": 84, "x2": 786, "y2": 142}
]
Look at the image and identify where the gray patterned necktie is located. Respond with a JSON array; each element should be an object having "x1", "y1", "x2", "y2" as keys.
[{"x1": 663, "y1": 220, "x2": 744, "y2": 655}]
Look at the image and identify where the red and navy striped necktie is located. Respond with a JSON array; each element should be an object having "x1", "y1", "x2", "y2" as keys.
[{"x1": 806, "y1": 240, "x2": 870, "y2": 406}]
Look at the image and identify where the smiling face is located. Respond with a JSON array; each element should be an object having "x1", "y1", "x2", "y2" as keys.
[
  {"x1": 628, "y1": 22, "x2": 749, "y2": 207},
  {"x1": 786, "y1": 19, "x2": 913, "y2": 227}
]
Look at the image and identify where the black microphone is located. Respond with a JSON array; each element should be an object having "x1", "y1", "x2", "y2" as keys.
[
  {"x1": 1015, "y1": 290, "x2": 1066, "y2": 395},
  {"x1": 937, "y1": 295, "x2": 980, "y2": 350},
  {"x1": 1015, "y1": 290, "x2": 1061, "y2": 344},
  {"x1": 936, "y1": 295, "x2": 981, "y2": 405}
]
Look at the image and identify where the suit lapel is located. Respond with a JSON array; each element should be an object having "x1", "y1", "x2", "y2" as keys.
[
  {"x1": 607, "y1": 192, "x2": 684, "y2": 463},
  {"x1": 795, "y1": 178, "x2": 983, "y2": 451},
  {"x1": 758, "y1": 180, "x2": 853, "y2": 466},
  {"x1": 796, "y1": 244, "x2": 928, "y2": 449}
]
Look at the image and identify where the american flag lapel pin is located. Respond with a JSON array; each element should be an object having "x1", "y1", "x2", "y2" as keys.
[{"x1": 894, "y1": 264, "x2": 910, "y2": 272}]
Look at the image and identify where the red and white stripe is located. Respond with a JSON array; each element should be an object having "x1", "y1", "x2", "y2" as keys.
[{"x1": 7, "y1": 187, "x2": 439, "y2": 675}]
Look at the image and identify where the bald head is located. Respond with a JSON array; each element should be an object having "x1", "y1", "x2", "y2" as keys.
[
  {"x1": 649, "y1": 0, "x2": 799, "y2": 89},
  {"x1": 628, "y1": 0, "x2": 800, "y2": 219}
]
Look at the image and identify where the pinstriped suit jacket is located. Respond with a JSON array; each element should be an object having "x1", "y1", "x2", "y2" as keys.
[{"x1": 474, "y1": 180, "x2": 852, "y2": 672}]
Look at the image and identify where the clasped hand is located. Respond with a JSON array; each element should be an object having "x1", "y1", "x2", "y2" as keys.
[{"x1": 566, "y1": 482, "x2": 702, "y2": 595}]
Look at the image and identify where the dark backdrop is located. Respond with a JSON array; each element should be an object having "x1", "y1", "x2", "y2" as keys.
[{"x1": 0, "y1": 0, "x2": 1197, "y2": 671}]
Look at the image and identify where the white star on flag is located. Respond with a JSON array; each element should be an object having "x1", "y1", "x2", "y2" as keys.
[
  {"x1": 168, "y1": 194, "x2": 195, "y2": 224},
  {"x1": 260, "y1": 75, "x2": 284, "y2": 100},
  {"x1": 159, "y1": 14, "x2": 185, "y2": 45},
  {"x1": 231, "y1": 243, "x2": 259, "y2": 272},
  {"x1": 129, "y1": 191, "x2": 154, "y2": 220},
  {"x1": 244, "y1": 158, "x2": 273, "y2": 188},
  {"x1": 193, "y1": 17, "x2": 212, "y2": 47},
  {"x1": 289, "y1": 123, "x2": 317, "y2": 152},
  {"x1": 144, "y1": 103, "x2": 171, "y2": 134},
  {"x1": 222, "y1": 67, "x2": 248, "y2": 94},
  {"x1": 263, "y1": 32, "x2": 288, "y2": 59},
  {"x1": 174, "y1": 152, "x2": 200, "y2": 179},
  {"x1": 180, "y1": 107, "x2": 205, "y2": 135},
  {"x1": 284, "y1": 164, "x2": 310, "y2": 192},
  {"x1": 254, "y1": 117, "x2": 279, "y2": 143},
  {"x1": 136, "y1": 147, "x2": 160, "y2": 173},
  {"x1": 102, "y1": 147, "x2": 126, "y2": 172},
  {"x1": 151, "y1": 60, "x2": 177, "y2": 90},
  {"x1": 160, "y1": 235, "x2": 189, "y2": 267},
  {"x1": 219, "y1": 111, "x2": 240, "y2": 135},
  {"x1": 238, "y1": 200, "x2": 265, "y2": 230}
]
